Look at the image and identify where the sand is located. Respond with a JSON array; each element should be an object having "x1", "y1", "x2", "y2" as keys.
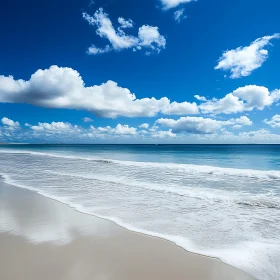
[{"x1": 0, "y1": 179, "x2": 255, "y2": 280}]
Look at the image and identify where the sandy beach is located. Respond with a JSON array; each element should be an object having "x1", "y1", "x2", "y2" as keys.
[{"x1": 0, "y1": 178, "x2": 255, "y2": 280}]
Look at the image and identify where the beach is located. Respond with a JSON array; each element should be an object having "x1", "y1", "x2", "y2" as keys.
[{"x1": 0, "y1": 178, "x2": 255, "y2": 280}]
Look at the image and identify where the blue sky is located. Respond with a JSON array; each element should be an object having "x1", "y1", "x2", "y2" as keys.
[{"x1": 0, "y1": 0, "x2": 280, "y2": 143}]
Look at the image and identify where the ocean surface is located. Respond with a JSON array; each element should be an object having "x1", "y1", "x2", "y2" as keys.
[{"x1": 0, "y1": 144, "x2": 280, "y2": 280}]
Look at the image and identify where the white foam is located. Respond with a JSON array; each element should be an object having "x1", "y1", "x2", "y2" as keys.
[
  {"x1": 47, "y1": 170, "x2": 280, "y2": 209},
  {"x1": 1, "y1": 149, "x2": 280, "y2": 180}
]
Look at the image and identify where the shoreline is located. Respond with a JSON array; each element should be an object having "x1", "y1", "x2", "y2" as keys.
[{"x1": 0, "y1": 176, "x2": 256, "y2": 280}]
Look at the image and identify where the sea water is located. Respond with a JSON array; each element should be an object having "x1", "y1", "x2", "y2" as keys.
[{"x1": 0, "y1": 144, "x2": 280, "y2": 280}]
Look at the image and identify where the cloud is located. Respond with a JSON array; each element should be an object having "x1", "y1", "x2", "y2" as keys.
[
  {"x1": 83, "y1": 8, "x2": 166, "y2": 55},
  {"x1": 138, "y1": 25, "x2": 166, "y2": 53},
  {"x1": 139, "y1": 123, "x2": 149, "y2": 129},
  {"x1": 156, "y1": 117, "x2": 232, "y2": 134},
  {"x1": 234, "y1": 116, "x2": 252, "y2": 126},
  {"x1": 1, "y1": 117, "x2": 279, "y2": 144},
  {"x1": 118, "y1": 17, "x2": 134, "y2": 29},
  {"x1": 264, "y1": 114, "x2": 280, "y2": 128},
  {"x1": 1, "y1": 117, "x2": 20, "y2": 127},
  {"x1": 161, "y1": 101, "x2": 199, "y2": 115},
  {"x1": 215, "y1": 34, "x2": 280, "y2": 78},
  {"x1": 156, "y1": 116, "x2": 252, "y2": 134},
  {"x1": 194, "y1": 95, "x2": 207, "y2": 101},
  {"x1": 87, "y1": 45, "x2": 111, "y2": 55},
  {"x1": 83, "y1": 117, "x2": 93, "y2": 122},
  {"x1": 30, "y1": 122, "x2": 76, "y2": 131},
  {"x1": 198, "y1": 85, "x2": 280, "y2": 115},
  {"x1": 160, "y1": 0, "x2": 195, "y2": 9},
  {"x1": 0, "y1": 65, "x2": 180, "y2": 118},
  {"x1": 174, "y1": 8, "x2": 187, "y2": 23},
  {"x1": 0, "y1": 65, "x2": 210, "y2": 119},
  {"x1": 152, "y1": 129, "x2": 176, "y2": 138},
  {"x1": 237, "y1": 129, "x2": 280, "y2": 142},
  {"x1": 232, "y1": 116, "x2": 253, "y2": 129},
  {"x1": 114, "y1": 124, "x2": 137, "y2": 135}
]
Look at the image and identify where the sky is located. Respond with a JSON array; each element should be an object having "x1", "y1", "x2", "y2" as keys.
[{"x1": 0, "y1": 0, "x2": 280, "y2": 143}]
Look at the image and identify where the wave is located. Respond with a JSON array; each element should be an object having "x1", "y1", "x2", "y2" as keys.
[
  {"x1": 45, "y1": 171, "x2": 280, "y2": 210},
  {"x1": 1, "y1": 148, "x2": 280, "y2": 180}
]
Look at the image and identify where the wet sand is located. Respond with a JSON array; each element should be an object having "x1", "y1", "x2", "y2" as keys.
[{"x1": 0, "y1": 179, "x2": 255, "y2": 280}]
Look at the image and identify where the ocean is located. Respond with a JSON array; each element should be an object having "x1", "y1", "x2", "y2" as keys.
[{"x1": 0, "y1": 144, "x2": 280, "y2": 280}]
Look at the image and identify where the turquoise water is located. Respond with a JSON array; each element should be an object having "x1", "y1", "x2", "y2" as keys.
[{"x1": 0, "y1": 144, "x2": 280, "y2": 279}]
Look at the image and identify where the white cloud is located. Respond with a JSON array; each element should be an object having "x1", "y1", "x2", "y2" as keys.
[
  {"x1": 1, "y1": 117, "x2": 20, "y2": 127},
  {"x1": 92, "y1": 124, "x2": 137, "y2": 135},
  {"x1": 30, "y1": 122, "x2": 75, "y2": 131},
  {"x1": 156, "y1": 117, "x2": 232, "y2": 134},
  {"x1": 0, "y1": 65, "x2": 176, "y2": 118},
  {"x1": 139, "y1": 123, "x2": 149, "y2": 129},
  {"x1": 87, "y1": 45, "x2": 111, "y2": 55},
  {"x1": 24, "y1": 122, "x2": 138, "y2": 141},
  {"x1": 232, "y1": 116, "x2": 253, "y2": 129},
  {"x1": 96, "y1": 126, "x2": 112, "y2": 133},
  {"x1": 156, "y1": 116, "x2": 251, "y2": 134},
  {"x1": 138, "y1": 25, "x2": 166, "y2": 53},
  {"x1": 118, "y1": 17, "x2": 134, "y2": 29},
  {"x1": 114, "y1": 124, "x2": 137, "y2": 135},
  {"x1": 174, "y1": 8, "x2": 187, "y2": 23},
  {"x1": 160, "y1": 0, "x2": 195, "y2": 9},
  {"x1": 234, "y1": 116, "x2": 253, "y2": 126},
  {"x1": 264, "y1": 115, "x2": 280, "y2": 128},
  {"x1": 83, "y1": 117, "x2": 93, "y2": 122},
  {"x1": 161, "y1": 101, "x2": 199, "y2": 115},
  {"x1": 152, "y1": 129, "x2": 176, "y2": 138},
  {"x1": 1, "y1": 117, "x2": 280, "y2": 144},
  {"x1": 237, "y1": 129, "x2": 280, "y2": 143},
  {"x1": 194, "y1": 95, "x2": 207, "y2": 101},
  {"x1": 1, "y1": 65, "x2": 219, "y2": 119},
  {"x1": 199, "y1": 85, "x2": 280, "y2": 115},
  {"x1": 215, "y1": 34, "x2": 280, "y2": 78},
  {"x1": 83, "y1": 8, "x2": 166, "y2": 55}
]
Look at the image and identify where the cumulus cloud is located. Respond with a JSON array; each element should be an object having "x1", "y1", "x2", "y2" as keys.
[
  {"x1": 114, "y1": 124, "x2": 137, "y2": 135},
  {"x1": 264, "y1": 114, "x2": 280, "y2": 128},
  {"x1": 1, "y1": 117, "x2": 279, "y2": 144},
  {"x1": 198, "y1": 85, "x2": 280, "y2": 115},
  {"x1": 156, "y1": 116, "x2": 252, "y2": 134},
  {"x1": 1, "y1": 117, "x2": 20, "y2": 127},
  {"x1": 156, "y1": 117, "x2": 232, "y2": 134},
  {"x1": 23, "y1": 121, "x2": 138, "y2": 141},
  {"x1": 160, "y1": 0, "x2": 195, "y2": 9},
  {"x1": 137, "y1": 25, "x2": 166, "y2": 52},
  {"x1": 0, "y1": 65, "x2": 208, "y2": 119},
  {"x1": 83, "y1": 8, "x2": 166, "y2": 55},
  {"x1": 139, "y1": 123, "x2": 149, "y2": 129},
  {"x1": 89, "y1": 124, "x2": 138, "y2": 135},
  {"x1": 232, "y1": 116, "x2": 253, "y2": 129},
  {"x1": 215, "y1": 34, "x2": 280, "y2": 78},
  {"x1": 0, "y1": 65, "x2": 181, "y2": 118},
  {"x1": 174, "y1": 8, "x2": 187, "y2": 23},
  {"x1": 152, "y1": 129, "x2": 176, "y2": 138},
  {"x1": 161, "y1": 101, "x2": 199, "y2": 115},
  {"x1": 30, "y1": 122, "x2": 76, "y2": 131}
]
